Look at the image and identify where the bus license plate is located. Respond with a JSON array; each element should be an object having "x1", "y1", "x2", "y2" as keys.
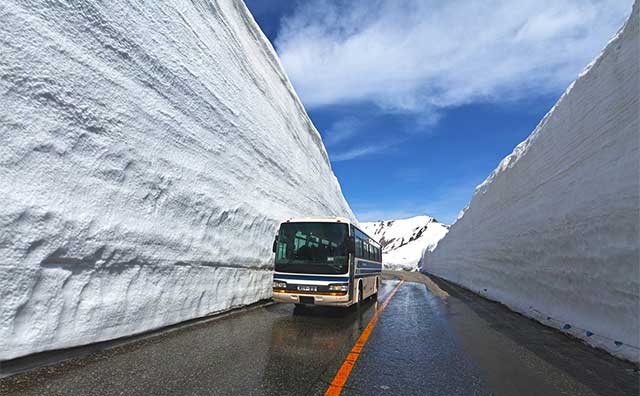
[{"x1": 297, "y1": 285, "x2": 317, "y2": 292}]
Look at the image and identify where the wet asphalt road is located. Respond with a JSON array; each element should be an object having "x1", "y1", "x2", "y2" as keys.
[{"x1": 1, "y1": 274, "x2": 638, "y2": 396}]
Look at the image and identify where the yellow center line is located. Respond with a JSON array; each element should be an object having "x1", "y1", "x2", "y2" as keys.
[{"x1": 324, "y1": 279, "x2": 405, "y2": 396}]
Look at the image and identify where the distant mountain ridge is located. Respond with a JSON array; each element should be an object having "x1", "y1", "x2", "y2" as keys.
[{"x1": 361, "y1": 215, "x2": 449, "y2": 271}]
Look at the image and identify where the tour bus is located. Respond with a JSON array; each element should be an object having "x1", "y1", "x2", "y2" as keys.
[{"x1": 271, "y1": 217, "x2": 382, "y2": 307}]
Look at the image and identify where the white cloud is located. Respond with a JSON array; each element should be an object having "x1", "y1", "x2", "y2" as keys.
[
  {"x1": 330, "y1": 141, "x2": 393, "y2": 162},
  {"x1": 323, "y1": 118, "x2": 362, "y2": 147},
  {"x1": 324, "y1": 118, "x2": 406, "y2": 161},
  {"x1": 276, "y1": 0, "x2": 632, "y2": 112}
]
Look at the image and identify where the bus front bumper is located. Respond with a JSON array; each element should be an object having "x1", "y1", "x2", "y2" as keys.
[{"x1": 272, "y1": 291, "x2": 351, "y2": 307}]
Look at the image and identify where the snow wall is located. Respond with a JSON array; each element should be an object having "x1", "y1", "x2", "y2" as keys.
[
  {"x1": 0, "y1": 0, "x2": 355, "y2": 361},
  {"x1": 422, "y1": 2, "x2": 639, "y2": 363}
]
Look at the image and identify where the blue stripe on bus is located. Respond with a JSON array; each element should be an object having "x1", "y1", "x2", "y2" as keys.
[
  {"x1": 356, "y1": 270, "x2": 381, "y2": 275},
  {"x1": 356, "y1": 261, "x2": 382, "y2": 270},
  {"x1": 356, "y1": 265, "x2": 382, "y2": 269},
  {"x1": 356, "y1": 259, "x2": 382, "y2": 265},
  {"x1": 273, "y1": 273, "x2": 350, "y2": 282}
]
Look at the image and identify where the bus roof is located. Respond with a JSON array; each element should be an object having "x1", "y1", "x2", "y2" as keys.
[{"x1": 282, "y1": 216, "x2": 353, "y2": 224}]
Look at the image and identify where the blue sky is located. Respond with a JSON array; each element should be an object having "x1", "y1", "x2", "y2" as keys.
[{"x1": 245, "y1": 0, "x2": 632, "y2": 224}]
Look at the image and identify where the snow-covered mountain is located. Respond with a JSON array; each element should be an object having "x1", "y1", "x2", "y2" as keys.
[
  {"x1": 361, "y1": 216, "x2": 448, "y2": 271},
  {"x1": 0, "y1": 0, "x2": 354, "y2": 361},
  {"x1": 422, "y1": 1, "x2": 638, "y2": 363}
]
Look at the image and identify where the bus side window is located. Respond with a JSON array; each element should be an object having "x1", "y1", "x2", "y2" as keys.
[{"x1": 355, "y1": 238, "x2": 362, "y2": 257}]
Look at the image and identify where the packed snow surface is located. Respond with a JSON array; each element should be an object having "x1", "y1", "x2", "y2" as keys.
[
  {"x1": 0, "y1": 0, "x2": 354, "y2": 361},
  {"x1": 422, "y1": 1, "x2": 639, "y2": 362},
  {"x1": 361, "y1": 216, "x2": 448, "y2": 271}
]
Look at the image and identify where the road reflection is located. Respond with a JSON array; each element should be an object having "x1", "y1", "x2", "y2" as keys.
[{"x1": 259, "y1": 299, "x2": 378, "y2": 394}]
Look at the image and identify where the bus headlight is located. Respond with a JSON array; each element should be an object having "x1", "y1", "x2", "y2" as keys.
[
  {"x1": 328, "y1": 284, "x2": 348, "y2": 292},
  {"x1": 273, "y1": 281, "x2": 287, "y2": 289}
]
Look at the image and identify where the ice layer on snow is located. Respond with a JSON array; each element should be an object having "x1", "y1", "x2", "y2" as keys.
[
  {"x1": 422, "y1": 1, "x2": 639, "y2": 362},
  {"x1": 0, "y1": 0, "x2": 354, "y2": 361}
]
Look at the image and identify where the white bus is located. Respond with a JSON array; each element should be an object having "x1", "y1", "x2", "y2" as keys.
[{"x1": 271, "y1": 217, "x2": 382, "y2": 307}]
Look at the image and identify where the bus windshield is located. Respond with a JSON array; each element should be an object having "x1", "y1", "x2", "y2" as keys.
[{"x1": 275, "y1": 222, "x2": 349, "y2": 274}]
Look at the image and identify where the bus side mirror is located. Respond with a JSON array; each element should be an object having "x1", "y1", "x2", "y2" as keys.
[
  {"x1": 272, "y1": 236, "x2": 278, "y2": 253},
  {"x1": 347, "y1": 237, "x2": 356, "y2": 255}
]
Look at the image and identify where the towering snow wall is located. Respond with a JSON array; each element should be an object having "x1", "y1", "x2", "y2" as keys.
[
  {"x1": 0, "y1": 0, "x2": 354, "y2": 361},
  {"x1": 422, "y1": 2, "x2": 639, "y2": 362}
]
